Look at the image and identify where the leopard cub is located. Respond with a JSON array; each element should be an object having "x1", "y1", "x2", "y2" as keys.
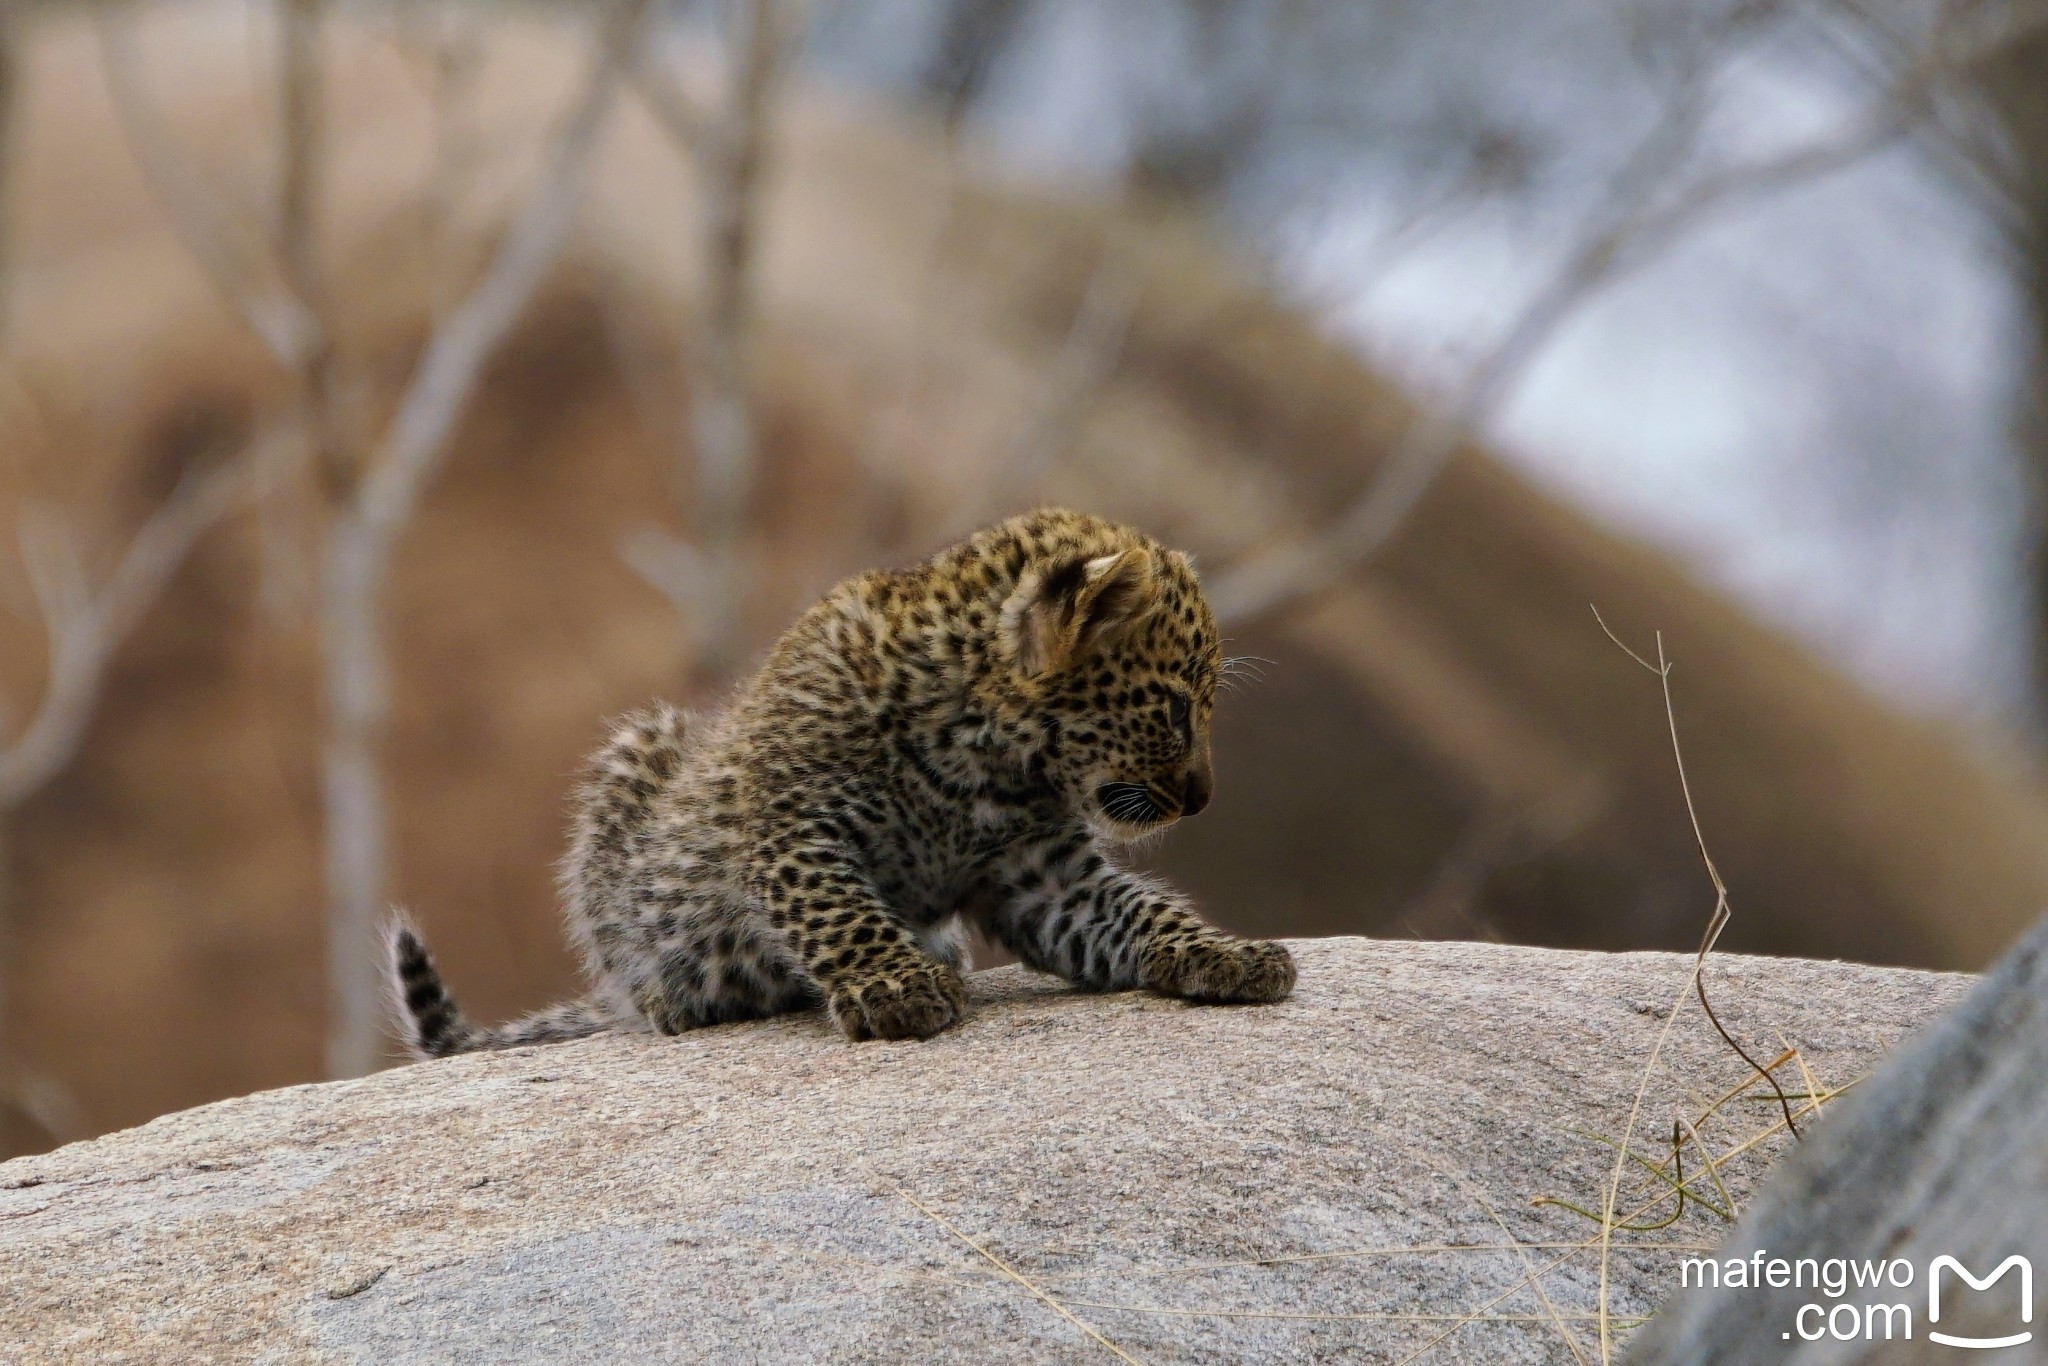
[{"x1": 388, "y1": 508, "x2": 1294, "y2": 1054}]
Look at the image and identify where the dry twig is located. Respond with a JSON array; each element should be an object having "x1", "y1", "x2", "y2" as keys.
[
  {"x1": 1592, "y1": 608, "x2": 1801, "y2": 1141},
  {"x1": 1570, "y1": 608, "x2": 1809, "y2": 1361}
]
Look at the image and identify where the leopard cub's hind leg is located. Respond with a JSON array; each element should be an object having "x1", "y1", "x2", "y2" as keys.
[
  {"x1": 633, "y1": 914, "x2": 823, "y2": 1034},
  {"x1": 915, "y1": 917, "x2": 974, "y2": 973}
]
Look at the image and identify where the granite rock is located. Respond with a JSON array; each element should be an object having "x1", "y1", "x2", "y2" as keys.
[{"x1": 0, "y1": 938, "x2": 1971, "y2": 1363}]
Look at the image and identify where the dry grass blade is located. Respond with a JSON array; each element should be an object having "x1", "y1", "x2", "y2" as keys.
[
  {"x1": 1583, "y1": 851, "x2": 1710, "y2": 1359},
  {"x1": 1396, "y1": 1074, "x2": 1854, "y2": 1366},
  {"x1": 1031, "y1": 1240, "x2": 1716, "y2": 1286},
  {"x1": 1390, "y1": 1205, "x2": 1716, "y2": 1366},
  {"x1": 1403, "y1": 1143, "x2": 1590, "y2": 1364},
  {"x1": 1716, "y1": 1091, "x2": 1850, "y2": 1162},
  {"x1": 1391, "y1": 1244, "x2": 1607, "y2": 1365},
  {"x1": 1065, "y1": 1303, "x2": 1649, "y2": 1326},
  {"x1": 1675, "y1": 1117, "x2": 1735, "y2": 1222},
  {"x1": 1463, "y1": 1180, "x2": 1590, "y2": 1363},
  {"x1": 1690, "y1": 1047, "x2": 1797, "y2": 1133},
  {"x1": 1537, "y1": 1127, "x2": 1729, "y2": 1229},
  {"x1": 1779, "y1": 1030, "x2": 1837, "y2": 1126},
  {"x1": 884, "y1": 1180, "x2": 1147, "y2": 1365}
]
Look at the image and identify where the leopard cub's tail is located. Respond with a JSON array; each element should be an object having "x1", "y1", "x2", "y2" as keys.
[{"x1": 383, "y1": 917, "x2": 610, "y2": 1059}]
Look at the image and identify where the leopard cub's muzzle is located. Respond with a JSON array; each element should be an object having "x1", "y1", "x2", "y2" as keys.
[{"x1": 1094, "y1": 754, "x2": 1212, "y2": 834}]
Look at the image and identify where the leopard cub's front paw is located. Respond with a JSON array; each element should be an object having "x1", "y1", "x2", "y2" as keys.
[
  {"x1": 1142, "y1": 937, "x2": 1295, "y2": 1005},
  {"x1": 827, "y1": 961, "x2": 970, "y2": 1041}
]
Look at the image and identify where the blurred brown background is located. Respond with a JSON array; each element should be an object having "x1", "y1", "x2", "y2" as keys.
[{"x1": 5, "y1": 0, "x2": 2048, "y2": 1158}]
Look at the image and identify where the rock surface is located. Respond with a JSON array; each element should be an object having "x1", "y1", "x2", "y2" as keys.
[{"x1": 0, "y1": 938, "x2": 1971, "y2": 1363}]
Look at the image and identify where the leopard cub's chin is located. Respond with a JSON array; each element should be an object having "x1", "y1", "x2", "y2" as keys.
[{"x1": 1084, "y1": 808, "x2": 1182, "y2": 847}]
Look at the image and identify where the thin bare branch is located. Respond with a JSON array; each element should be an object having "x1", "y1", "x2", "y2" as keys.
[
  {"x1": 1584, "y1": 609, "x2": 1814, "y2": 1362},
  {"x1": 277, "y1": 0, "x2": 324, "y2": 326},
  {"x1": 96, "y1": 16, "x2": 314, "y2": 369},
  {"x1": 276, "y1": 0, "x2": 350, "y2": 502},
  {"x1": 631, "y1": 51, "x2": 711, "y2": 161},
  {"x1": 0, "y1": 453, "x2": 261, "y2": 808},
  {"x1": 1593, "y1": 606, "x2": 1801, "y2": 1140},
  {"x1": 352, "y1": 16, "x2": 639, "y2": 559},
  {"x1": 999, "y1": 240, "x2": 1144, "y2": 493},
  {"x1": 671, "y1": 0, "x2": 792, "y2": 682},
  {"x1": 0, "y1": 428, "x2": 268, "y2": 1157}
]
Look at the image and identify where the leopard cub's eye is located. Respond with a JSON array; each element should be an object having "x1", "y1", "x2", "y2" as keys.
[{"x1": 1167, "y1": 693, "x2": 1191, "y2": 732}]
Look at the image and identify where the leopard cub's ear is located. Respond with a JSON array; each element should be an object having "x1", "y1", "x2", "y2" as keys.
[{"x1": 1003, "y1": 547, "x2": 1157, "y2": 678}]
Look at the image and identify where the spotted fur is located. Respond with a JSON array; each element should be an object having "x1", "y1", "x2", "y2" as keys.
[{"x1": 386, "y1": 508, "x2": 1294, "y2": 1055}]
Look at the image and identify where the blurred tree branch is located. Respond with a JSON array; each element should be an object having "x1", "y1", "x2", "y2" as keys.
[
  {"x1": 99, "y1": 0, "x2": 654, "y2": 1078},
  {"x1": 970, "y1": 235, "x2": 1144, "y2": 524},
  {"x1": 317, "y1": 0, "x2": 651, "y2": 1079},
  {"x1": 277, "y1": 0, "x2": 349, "y2": 504},
  {"x1": 682, "y1": 0, "x2": 784, "y2": 680},
  {"x1": 916, "y1": 0, "x2": 1027, "y2": 134},
  {"x1": 1208, "y1": 3, "x2": 2006, "y2": 627},
  {"x1": 0, "y1": 462, "x2": 257, "y2": 809},
  {"x1": 1973, "y1": 4, "x2": 2048, "y2": 715},
  {"x1": 629, "y1": 48, "x2": 709, "y2": 160},
  {"x1": 628, "y1": 0, "x2": 795, "y2": 685},
  {"x1": 0, "y1": 446, "x2": 263, "y2": 1153},
  {"x1": 98, "y1": 19, "x2": 318, "y2": 371},
  {"x1": 0, "y1": 0, "x2": 17, "y2": 343}
]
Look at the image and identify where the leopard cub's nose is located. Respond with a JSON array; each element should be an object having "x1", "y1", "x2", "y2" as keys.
[{"x1": 1181, "y1": 768, "x2": 1212, "y2": 817}]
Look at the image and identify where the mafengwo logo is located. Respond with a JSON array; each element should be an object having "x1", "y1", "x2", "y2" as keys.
[
  {"x1": 1929, "y1": 1256, "x2": 2033, "y2": 1351},
  {"x1": 1680, "y1": 1251, "x2": 2032, "y2": 1348}
]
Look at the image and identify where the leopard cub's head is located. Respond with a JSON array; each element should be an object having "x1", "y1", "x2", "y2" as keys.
[{"x1": 994, "y1": 517, "x2": 1223, "y2": 843}]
